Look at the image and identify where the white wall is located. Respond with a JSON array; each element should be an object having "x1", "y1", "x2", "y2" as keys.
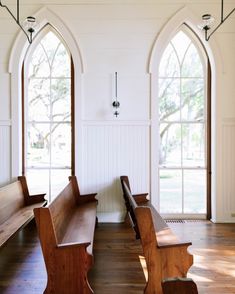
[{"x1": 0, "y1": 0, "x2": 235, "y2": 222}]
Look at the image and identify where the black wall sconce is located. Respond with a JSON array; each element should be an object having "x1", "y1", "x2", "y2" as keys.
[
  {"x1": 0, "y1": 0, "x2": 37, "y2": 43},
  {"x1": 112, "y1": 72, "x2": 120, "y2": 117},
  {"x1": 199, "y1": 0, "x2": 235, "y2": 41}
]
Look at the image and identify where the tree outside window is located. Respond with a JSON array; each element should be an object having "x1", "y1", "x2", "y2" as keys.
[{"x1": 158, "y1": 30, "x2": 207, "y2": 215}]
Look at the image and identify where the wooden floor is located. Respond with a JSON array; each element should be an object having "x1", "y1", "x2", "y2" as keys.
[{"x1": 0, "y1": 219, "x2": 235, "y2": 293}]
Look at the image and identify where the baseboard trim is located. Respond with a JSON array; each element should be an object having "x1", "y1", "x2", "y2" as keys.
[{"x1": 97, "y1": 211, "x2": 126, "y2": 223}]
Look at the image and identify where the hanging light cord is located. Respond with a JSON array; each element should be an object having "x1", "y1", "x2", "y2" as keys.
[{"x1": 0, "y1": 0, "x2": 35, "y2": 43}]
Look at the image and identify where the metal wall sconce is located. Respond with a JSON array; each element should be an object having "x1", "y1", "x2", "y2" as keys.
[
  {"x1": 112, "y1": 72, "x2": 120, "y2": 117},
  {"x1": 0, "y1": 0, "x2": 37, "y2": 44},
  {"x1": 199, "y1": 0, "x2": 235, "y2": 41}
]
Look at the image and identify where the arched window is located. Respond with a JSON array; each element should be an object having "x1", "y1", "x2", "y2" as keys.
[
  {"x1": 158, "y1": 28, "x2": 209, "y2": 217},
  {"x1": 23, "y1": 27, "x2": 74, "y2": 201}
]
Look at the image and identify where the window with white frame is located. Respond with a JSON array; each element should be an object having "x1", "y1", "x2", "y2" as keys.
[
  {"x1": 158, "y1": 29, "x2": 208, "y2": 216},
  {"x1": 23, "y1": 28, "x2": 74, "y2": 201}
]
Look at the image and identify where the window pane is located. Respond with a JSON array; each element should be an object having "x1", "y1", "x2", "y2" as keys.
[
  {"x1": 160, "y1": 169, "x2": 182, "y2": 213},
  {"x1": 171, "y1": 31, "x2": 191, "y2": 65},
  {"x1": 26, "y1": 169, "x2": 49, "y2": 200},
  {"x1": 51, "y1": 169, "x2": 71, "y2": 201},
  {"x1": 184, "y1": 170, "x2": 206, "y2": 213},
  {"x1": 160, "y1": 123, "x2": 181, "y2": 166},
  {"x1": 182, "y1": 44, "x2": 203, "y2": 77},
  {"x1": 159, "y1": 44, "x2": 180, "y2": 77},
  {"x1": 28, "y1": 78, "x2": 50, "y2": 121},
  {"x1": 51, "y1": 123, "x2": 71, "y2": 168},
  {"x1": 26, "y1": 123, "x2": 50, "y2": 168},
  {"x1": 51, "y1": 44, "x2": 71, "y2": 78},
  {"x1": 181, "y1": 78, "x2": 204, "y2": 121},
  {"x1": 25, "y1": 29, "x2": 72, "y2": 201},
  {"x1": 159, "y1": 78, "x2": 180, "y2": 121},
  {"x1": 158, "y1": 29, "x2": 207, "y2": 217},
  {"x1": 28, "y1": 44, "x2": 50, "y2": 78},
  {"x1": 40, "y1": 31, "x2": 61, "y2": 65},
  {"x1": 182, "y1": 124, "x2": 205, "y2": 167},
  {"x1": 51, "y1": 79, "x2": 71, "y2": 121}
]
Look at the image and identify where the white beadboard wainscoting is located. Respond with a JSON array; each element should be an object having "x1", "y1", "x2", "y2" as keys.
[
  {"x1": 0, "y1": 121, "x2": 11, "y2": 186},
  {"x1": 80, "y1": 121, "x2": 150, "y2": 222},
  {"x1": 221, "y1": 119, "x2": 235, "y2": 222}
]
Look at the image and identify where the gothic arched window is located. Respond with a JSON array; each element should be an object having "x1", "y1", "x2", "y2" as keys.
[
  {"x1": 158, "y1": 29, "x2": 209, "y2": 216},
  {"x1": 23, "y1": 27, "x2": 74, "y2": 201}
]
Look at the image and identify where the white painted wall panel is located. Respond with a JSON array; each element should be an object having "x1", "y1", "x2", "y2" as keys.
[
  {"x1": 51, "y1": 4, "x2": 182, "y2": 19},
  {"x1": 0, "y1": 73, "x2": 10, "y2": 120},
  {"x1": 83, "y1": 73, "x2": 150, "y2": 120},
  {"x1": 81, "y1": 123, "x2": 149, "y2": 221},
  {"x1": 0, "y1": 125, "x2": 11, "y2": 186},
  {"x1": 221, "y1": 120, "x2": 235, "y2": 222}
]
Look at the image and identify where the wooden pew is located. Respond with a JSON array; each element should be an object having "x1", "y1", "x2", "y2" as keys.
[
  {"x1": 34, "y1": 176, "x2": 98, "y2": 294},
  {"x1": 0, "y1": 176, "x2": 47, "y2": 247},
  {"x1": 121, "y1": 180, "x2": 193, "y2": 294},
  {"x1": 120, "y1": 175, "x2": 149, "y2": 239},
  {"x1": 162, "y1": 277, "x2": 198, "y2": 294}
]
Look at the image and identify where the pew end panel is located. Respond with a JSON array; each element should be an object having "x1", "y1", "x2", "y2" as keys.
[
  {"x1": 120, "y1": 175, "x2": 149, "y2": 205},
  {"x1": 135, "y1": 206, "x2": 193, "y2": 294},
  {"x1": 69, "y1": 176, "x2": 98, "y2": 205},
  {"x1": 18, "y1": 176, "x2": 47, "y2": 205},
  {"x1": 34, "y1": 206, "x2": 95, "y2": 294}
]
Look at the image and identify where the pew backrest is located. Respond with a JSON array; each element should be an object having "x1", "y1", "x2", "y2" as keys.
[
  {"x1": 48, "y1": 182, "x2": 76, "y2": 244},
  {"x1": 0, "y1": 181, "x2": 25, "y2": 225},
  {"x1": 0, "y1": 176, "x2": 46, "y2": 247}
]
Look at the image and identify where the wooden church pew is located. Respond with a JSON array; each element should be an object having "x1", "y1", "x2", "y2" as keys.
[
  {"x1": 121, "y1": 177, "x2": 193, "y2": 294},
  {"x1": 34, "y1": 176, "x2": 98, "y2": 294}
]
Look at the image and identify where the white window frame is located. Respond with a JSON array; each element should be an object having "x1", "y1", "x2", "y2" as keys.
[
  {"x1": 23, "y1": 26, "x2": 73, "y2": 200},
  {"x1": 8, "y1": 7, "x2": 83, "y2": 184},
  {"x1": 148, "y1": 6, "x2": 220, "y2": 222},
  {"x1": 158, "y1": 27, "x2": 208, "y2": 218}
]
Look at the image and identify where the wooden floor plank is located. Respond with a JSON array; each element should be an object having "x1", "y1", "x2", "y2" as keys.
[{"x1": 0, "y1": 220, "x2": 235, "y2": 293}]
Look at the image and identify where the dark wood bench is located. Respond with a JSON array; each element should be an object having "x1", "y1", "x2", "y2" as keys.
[
  {"x1": 0, "y1": 176, "x2": 47, "y2": 247},
  {"x1": 121, "y1": 177, "x2": 193, "y2": 294},
  {"x1": 34, "y1": 175, "x2": 98, "y2": 294}
]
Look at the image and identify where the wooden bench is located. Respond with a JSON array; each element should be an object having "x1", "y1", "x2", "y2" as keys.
[
  {"x1": 121, "y1": 178, "x2": 193, "y2": 294},
  {"x1": 0, "y1": 176, "x2": 47, "y2": 247},
  {"x1": 34, "y1": 176, "x2": 98, "y2": 294}
]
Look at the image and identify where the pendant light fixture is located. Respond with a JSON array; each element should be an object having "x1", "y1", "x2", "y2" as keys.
[
  {"x1": 0, "y1": 0, "x2": 37, "y2": 44},
  {"x1": 112, "y1": 72, "x2": 120, "y2": 117},
  {"x1": 199, "y1": 0, "x2": 235, "y2": 41}
]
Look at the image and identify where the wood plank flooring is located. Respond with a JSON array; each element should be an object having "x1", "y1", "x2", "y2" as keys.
[{"x1": 0, "y1": 219, "x2": 235, "y2": 293}]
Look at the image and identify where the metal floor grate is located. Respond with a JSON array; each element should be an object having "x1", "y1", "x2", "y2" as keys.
[{"x1": 166, "y1": 219, "x2": 206, "y2": 223}]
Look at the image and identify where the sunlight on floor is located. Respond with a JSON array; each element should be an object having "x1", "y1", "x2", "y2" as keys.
[{"x1": 139, "y1": 255, "x2": 148, "y2": 281}]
